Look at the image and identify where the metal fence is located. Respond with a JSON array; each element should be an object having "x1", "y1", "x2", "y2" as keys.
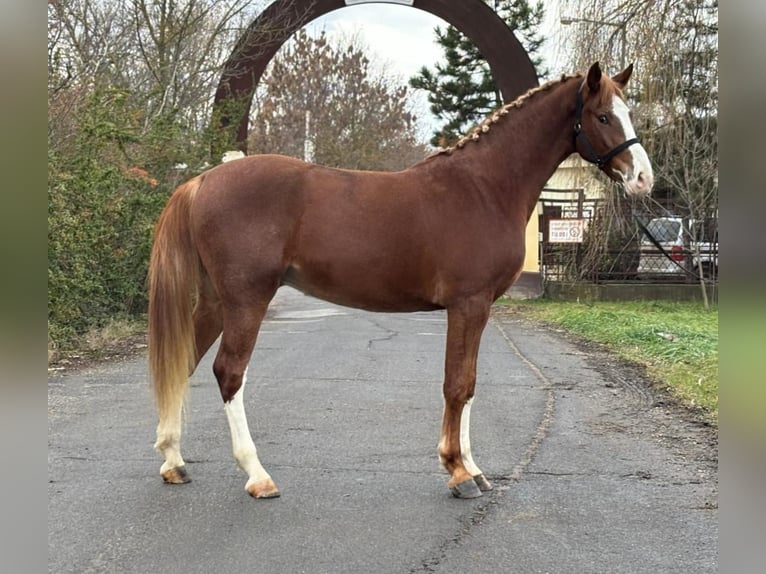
[{"x1": 539, "y1": 191, "x2": 718, "y2": 285}]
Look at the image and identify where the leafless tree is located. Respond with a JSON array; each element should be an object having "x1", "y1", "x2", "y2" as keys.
[
  {"x1": 48, "y1": 0, "x2": 264, "y2": 153},
  {"x1": 248, "y1": 30, "x2": 431, "y2": 171},
  {"x1": 558, "y1": 0, "x2": 718, "y2": 304}
]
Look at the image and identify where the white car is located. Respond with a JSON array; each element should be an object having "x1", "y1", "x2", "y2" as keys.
[{"x1": 637, "y1": 217, "x2": 718, "y2": 280}]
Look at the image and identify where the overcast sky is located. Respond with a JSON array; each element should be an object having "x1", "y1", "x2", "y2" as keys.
[{"x1": 303, "y1": 1, "x2": 565, "y2": 139}]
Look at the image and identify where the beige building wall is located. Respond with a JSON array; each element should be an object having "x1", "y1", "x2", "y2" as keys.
[
  {"x1": 542, "y1": 154, "x2": 606, "y2": 201},
  {"x1": 522, "y1": 154, "x2": 608, "y2": 273},
  {"x1": 522, "y1": 212, "x2": 539, "y2": 272}
]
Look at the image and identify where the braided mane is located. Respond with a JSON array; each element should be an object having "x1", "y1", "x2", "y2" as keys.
[{"x1": 430, "y1": 73, "x2": 583, "y2": 157}]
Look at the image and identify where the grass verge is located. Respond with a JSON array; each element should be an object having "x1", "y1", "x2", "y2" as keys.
[{"x1": 502, "y1": 299, "x2": 718, "y2": 424}]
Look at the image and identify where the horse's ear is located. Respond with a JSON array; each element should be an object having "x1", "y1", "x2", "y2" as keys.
[
  {"x1": 587, "y1": 62, "x2": 603, "y2": 93},
  {"x1": 612, "y1": 63, "x2": 634, "y2": 89}
]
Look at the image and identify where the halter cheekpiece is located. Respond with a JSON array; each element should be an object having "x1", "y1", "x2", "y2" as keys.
[{"x1": 574, "y1": 79, "x2": 640, "y2": 168}]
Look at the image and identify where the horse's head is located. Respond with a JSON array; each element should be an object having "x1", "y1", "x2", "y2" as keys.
[{"x1": 574, "y1": 62, "x2": 654, "y2": 197}]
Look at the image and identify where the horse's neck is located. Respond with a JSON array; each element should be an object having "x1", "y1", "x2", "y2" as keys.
[{"x1": 448, "y1": 78, "x2": 579, "y2": 220}]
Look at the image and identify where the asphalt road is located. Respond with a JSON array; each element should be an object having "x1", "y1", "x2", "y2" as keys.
[{"x1": 48, "y1": 287, "x2": 717, "y2": 573}]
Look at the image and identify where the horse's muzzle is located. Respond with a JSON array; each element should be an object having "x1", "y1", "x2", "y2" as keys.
[{"x1": 623, "y1": 169, "x2": 653, "y2": 197}]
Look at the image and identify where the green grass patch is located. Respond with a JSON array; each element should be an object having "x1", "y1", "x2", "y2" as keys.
[{"x1": 503, "y1": 300, "x2": 718, "y2": 423}]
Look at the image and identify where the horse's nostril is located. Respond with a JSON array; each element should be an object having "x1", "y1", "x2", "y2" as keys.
[{"x1": 636, "y1": 171, "x2": 653, "y2": 190}]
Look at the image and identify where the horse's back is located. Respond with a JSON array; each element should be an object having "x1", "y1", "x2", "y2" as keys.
[
  {"x1": 186, "y1": 155, "x2": 436, "y2": 309},
  {"x1": 187, "y1": 153, "x2": 522, "y2": 311}
]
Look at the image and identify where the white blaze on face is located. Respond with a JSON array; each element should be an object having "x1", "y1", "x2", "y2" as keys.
[{"x1": 611, "y1": 95, "x2": 654, "y2": 196}]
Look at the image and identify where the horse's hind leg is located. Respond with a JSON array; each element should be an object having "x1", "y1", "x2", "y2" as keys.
[
  {"x1": 193, "y1": 278, "x2": 224, "y2": 363},
  {"x1": 214, "y1": 298, "x2": 280, "y2": 499},
  {"x1": 156, "y1": 285, "x2": 222, "y2": 484},
  {"x1": 439, "y1": 295, "x2": 493, "y2": 498}
]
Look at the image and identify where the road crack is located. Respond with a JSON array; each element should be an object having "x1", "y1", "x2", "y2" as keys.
[
  {"x1": 364, "y1": 317, "x2": 399, "y2": 350},
  {"x1": 410, "y1": 319, "x2": 557, "y2": 573}
]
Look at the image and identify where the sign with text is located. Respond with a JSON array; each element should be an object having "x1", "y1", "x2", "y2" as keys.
[{"x1": 548, "y1": 218, "x2": 586, "y2": 243}]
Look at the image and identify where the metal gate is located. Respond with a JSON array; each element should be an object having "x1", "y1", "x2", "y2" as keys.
[{"x1": 539, "y1": 190, "x2": 718, "y2": 284}]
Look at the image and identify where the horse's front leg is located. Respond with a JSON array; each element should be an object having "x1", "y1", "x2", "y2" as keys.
[{"x1": 439, "y1": 296, "x2": 494, "y2": 498}]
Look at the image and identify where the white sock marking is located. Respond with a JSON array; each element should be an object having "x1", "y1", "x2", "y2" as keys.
[
  {"x1": 224, "y1": 368, "x2": 270, "y2": 485},
  {"x1": 460, "y1": 398, "x2": 482, "y2": 477},
  {"x1": 155, "y1": 409, "x2": 185, "y2": 472}
]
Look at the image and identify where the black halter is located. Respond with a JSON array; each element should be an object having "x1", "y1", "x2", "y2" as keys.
[{"x1": 573, "y1": 79, "x2": 640, "y2": 168}]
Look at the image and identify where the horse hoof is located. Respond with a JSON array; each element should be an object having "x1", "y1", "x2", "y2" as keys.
[
  {"x1": 450, "y1": 478, "x2": 483, "y2": 499},
  {"x1": 161, "y1": 465, "x2": 191, "y2": 484},
  {"x1": 473, "y1": 474, "x2": 493, "y2": 492},
  {"x1": 246, "y1": 478, "x2": 281, "y2": 499}
]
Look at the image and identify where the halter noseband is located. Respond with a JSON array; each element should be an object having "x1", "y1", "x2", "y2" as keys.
[{"x1": 574, "y1": 79, "x2": 640, "y2": 169}]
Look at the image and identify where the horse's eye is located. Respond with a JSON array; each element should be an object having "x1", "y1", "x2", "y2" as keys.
[{"x1": 598, "y1": 114, "x2": 609, "y2": 124}]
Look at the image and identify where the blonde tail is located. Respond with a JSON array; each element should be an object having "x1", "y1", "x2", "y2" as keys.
[{"x1": 148, "y1": 177, "x2": 202, "y2": 424}]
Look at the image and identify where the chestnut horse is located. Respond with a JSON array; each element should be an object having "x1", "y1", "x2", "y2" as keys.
[{"x1": 148, "y1": 62, "x2": 653, "y2": 499}]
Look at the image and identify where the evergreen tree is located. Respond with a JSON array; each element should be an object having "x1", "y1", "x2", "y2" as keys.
[{"x1": 410, "y1": 0, "x2": 545, "y2": 147}]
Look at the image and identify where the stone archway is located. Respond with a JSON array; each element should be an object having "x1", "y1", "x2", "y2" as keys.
[{"x1": 213, "y1": 0, "x2": 539, "y2": 153}]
